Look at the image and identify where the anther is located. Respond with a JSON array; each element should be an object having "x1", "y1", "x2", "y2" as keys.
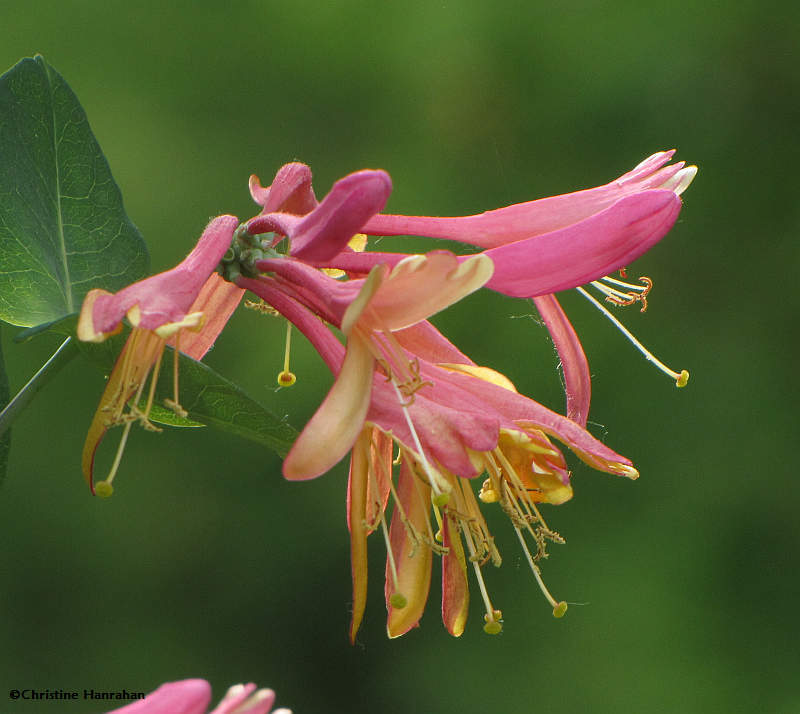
[
  {"x1": 389, "y1": 592, "x2": 408, "y2": 609},
  {"x1": 552, "y1": 601, "x2": 568, "y2": 618},
  {"x1": 676, "y1": 369, "x2": 690, "y2": 388},
  {"x1": 432, "y1": 492, "x2": 451, "y2": 508},
  {"x1": 380, "y1": 508, "x2": 407, "y2": 611},
  {"x1": 479, "y1": 478, "x2": 499, "y2": 503},
  {"x1": 462, "y1": 520, "x2": 502, "y2": 634},
  {"x1": 483, "y1": 610, "x2": 504, "y2": 635},
  {"x1": 94, "y1": 481, "x2": 114, "y2": 499},
  {"x1": 277, "y1": 371, "x2": 297, "y2": 387}
]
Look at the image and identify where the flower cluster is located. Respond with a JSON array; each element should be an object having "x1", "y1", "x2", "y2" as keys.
[{"x1": 77, "y1": 151, "x2": 696, "y2": 636}]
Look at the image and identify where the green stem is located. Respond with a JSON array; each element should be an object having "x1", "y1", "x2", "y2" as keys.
[{"x1": 0, "y1": 337, "x2": 78, "y2": 438}]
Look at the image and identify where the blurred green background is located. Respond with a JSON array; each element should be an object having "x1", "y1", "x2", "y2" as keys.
[{"x1": 1, "y1": 0, "x2": 798, "y2": 712}]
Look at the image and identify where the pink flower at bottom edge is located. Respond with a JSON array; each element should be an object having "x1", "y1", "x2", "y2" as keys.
[{"x1": 105, "y1": 679, "x2": 291, "y2": 714}]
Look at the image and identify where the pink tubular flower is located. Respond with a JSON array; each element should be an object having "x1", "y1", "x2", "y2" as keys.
[
  {"x1": 236, "y1": 235, "x2": 637, "y2": 638},
  {"x1": 77, "y1": 216, "x2": 245, "y2": 496},
  {"x1": 327, "y1": 150, "x2": 696, "y2": 424},
  {"x1": 105, "y1": 679, "x2": 291, "y2": 714}
]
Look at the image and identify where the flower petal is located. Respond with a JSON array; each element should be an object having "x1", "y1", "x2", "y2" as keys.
[
  {"x1": 483, "y1": 190, "x2": 681, "y2": 298},
  {"x1": 283, "y1": 334, "x2": 374, "y2": 480},
  {"x1": 386, "y1": 460, "x2": 433, "y2": 638},
  {"x1": 81, "y1": 328, "x2": 164, "y2": 492},
  {"x1": 441, "y1": 510, "x2": 469, "y2": 637},
  {"x1": 169, "y1": 273, "x2": 245, "y2": 360},
  {"x1": 249, "y1": 170, "x2": 392, "y2": 264},
  {"x1": 347, "y1": 429, "x2": 371, "y2": 643},
  {"x1": 362, "y1": 150, "x2": 687, "y2": 248},
  {"x1": 344, "y1": 251, "x2": 494, "y2": 334},
  {"x1": 78, "y1": 215, "x2": 238, "y2": 338},
  {"x1": 209, "y1": 683, "x2": 277, "y2": 714},
  {"x1": 250, "y1": 162, "x2": 317, "y2": 215},
  {"x1": 105, "y1": 679, "x2": 212, "y2": 714},
  {"x1": 533, "y1": 294, "x2": 591, "y2": 426}
]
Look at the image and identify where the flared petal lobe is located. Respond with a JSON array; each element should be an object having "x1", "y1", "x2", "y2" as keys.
[
  {"x1": 248, "y1": 170, "x2": 392, "y2": 264},
  {"x1": 78, "y1": 216, "x2": 238, "y2": 340},
  {"x1": 250, "y1": 162, "x2": 317, "y2": 215},
  {"x1": 283, "y1": 335, "x2": 374, "y2": 480}
]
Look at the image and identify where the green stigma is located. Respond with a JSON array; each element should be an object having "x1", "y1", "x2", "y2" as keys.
[{"x1": 95, "y1": 481, "x2": 114, "y2": 499}]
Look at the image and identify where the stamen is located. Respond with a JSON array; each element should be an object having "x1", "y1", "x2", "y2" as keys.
[
  {"x1": 161, "y1": 334, "x2": 188, "y2": 419},
  {"x1": 374, "y1": 331, "x2": 433, "y2": 402},
  {"x1": 141, "y1": 342, "x2": 166, "y2": 427},
  {"x1": 590, "y1": 275, "x2": 652, "y2": 312},
  {"x1": 576, "y1": 286, "x2": 689, "y2": 387},
  {"x1": 98, "y1": 373, "x2": 149, "y2": 497},
  {"x1": 379, "y1": 509, "x2": 406, "y2": 609},
  {"x1": 460, "y1": 519, "x2": 502, "y2": 634},
  {"x1": 459, "y1": 478, "x2": 501, "y2": 567},
  {"x1": 513, "y1": 524, "x2": 568, "y2": 618},
  {"x1": 277, "y1": 321, "x2": 297, "y2": 387},
  {"x1": 244, "y1": 299, "x2": 280, "y2": 316},
  {"x1": 389, "y1": 379, "x2": 450, "y2": 503}
]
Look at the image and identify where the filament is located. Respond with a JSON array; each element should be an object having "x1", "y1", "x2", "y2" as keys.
[
  {"x1": 513, "y1": 524, "x2": 567, "y2": 618},
  {"x1": 576, "y1": 286, "x2": 689, "y2": 387},
  {"x1": 277, "y1": 320, "x2": 297, "y2": 387},
  {"x1": 390, "y1": 379, "x2": 449, "y2": 503}
]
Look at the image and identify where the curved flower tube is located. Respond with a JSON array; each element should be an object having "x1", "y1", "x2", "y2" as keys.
[
  {"x1": 327, "y1": 151, "x2": 696, "y2": 419},
  {"x1": 77, "y1": 216, "x2": 244, "y2": 495}
]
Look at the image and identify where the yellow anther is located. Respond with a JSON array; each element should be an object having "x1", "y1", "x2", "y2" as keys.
[
  {"x1": 389, "y1": 592, "x2": 408, "y2": 609},
  {"x1": 479, "y1": 478, "x2": 499, "y2": 503},
  {"x1": 676, "y1": 369, "x2": 690, "y2": 388},
  {"x1": 483, "y1": 617, "x2": 503, "y2": 635},
  {"x1": 432, "y1": 492, "x2": 450, "y2": 508},
  {"x1": 552, "y1": 601, "x2": 568, "y2": 618},
  {"x1": 277, "y1": 371, "x2": 297, "y2": 387},
  {"x1": 95, "y1": 481, "x2": 114, "y2": 499}
]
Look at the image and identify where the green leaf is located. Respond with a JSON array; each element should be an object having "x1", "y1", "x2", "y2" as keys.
[
  {"x1": 75, "y1": 334, "x2": 297, "y2": 458},
  {"x1": 156, "y1": 347, "x2": 298, "y2": 456},
  {"x1": 0, "y1": 55, "x2": 148, "y2": 328},
  {"x1": 0, "y1": 327, "x2": 10, "y2": 485}
]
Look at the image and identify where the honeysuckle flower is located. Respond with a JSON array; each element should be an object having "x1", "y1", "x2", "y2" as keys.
[
  {"x1": 105, "y1": 679, "x2": 291, "y2": 714},
  {"x1": 237, "y1": 246, "x2": 638, "y2": 638},
  {"x1": 326, "y1": 150, "x2": 697, "y2": 421},
  {"x1": 78, "y1": 215, "x2": 244, "y2": 496},
  {"x1": 238, "y1": 248, "x2": 494, "y2": 481}
]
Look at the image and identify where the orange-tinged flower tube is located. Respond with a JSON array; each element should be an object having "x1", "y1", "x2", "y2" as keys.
[{"x1": 78, "y1": 216, "x2": 243, "y2": 495}]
